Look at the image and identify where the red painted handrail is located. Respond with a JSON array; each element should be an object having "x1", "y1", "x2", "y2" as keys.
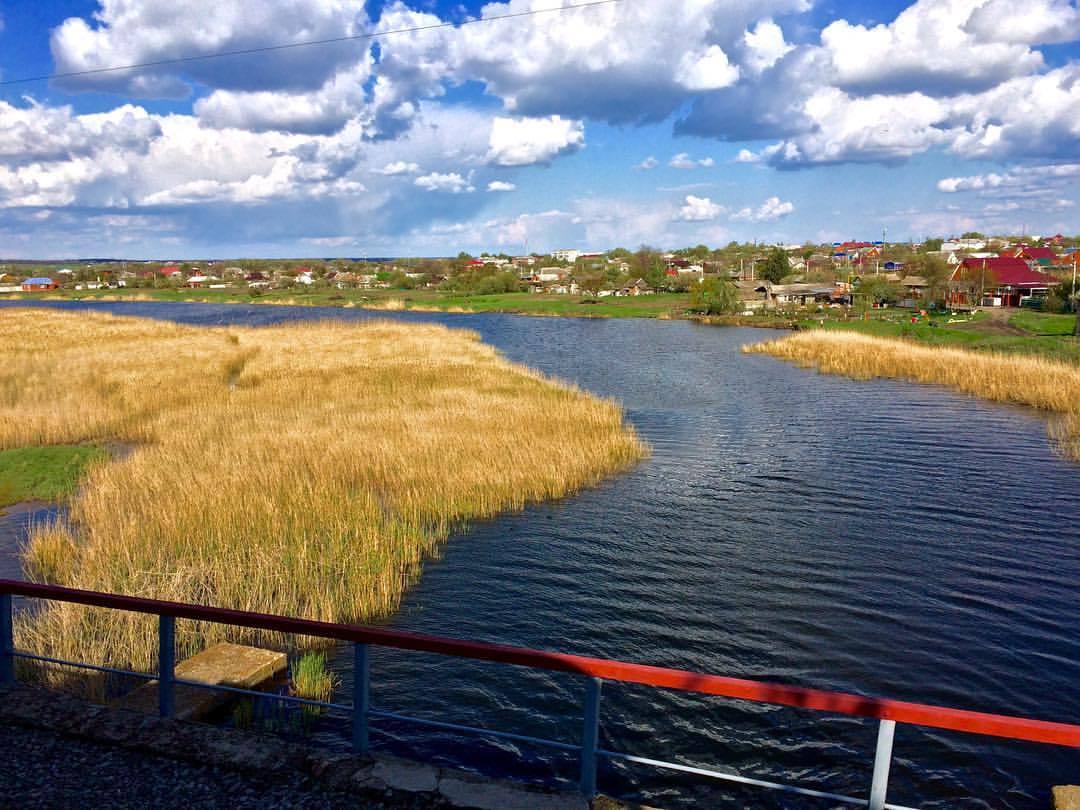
[{"x1": 3, "y1": 578, "x2": 1079, "y2": 747}]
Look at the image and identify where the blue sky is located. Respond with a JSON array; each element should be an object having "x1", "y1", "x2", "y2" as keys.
[{"x1": 0, "y1": 0, "x2": 1077, "y2": 258}]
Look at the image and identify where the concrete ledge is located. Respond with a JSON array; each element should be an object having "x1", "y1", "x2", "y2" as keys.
[
  {"x1": 116, "y1": 642, "x2": 287, "y2": 721},
  {"x1": 0, "y1": 683, "x2": 651, "y2": 809}
]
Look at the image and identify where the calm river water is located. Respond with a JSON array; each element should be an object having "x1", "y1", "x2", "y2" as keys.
[{"x1": 3, "y1": 300, "x2": 1079, "y2": 808}]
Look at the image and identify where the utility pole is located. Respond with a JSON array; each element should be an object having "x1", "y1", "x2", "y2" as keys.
[
  {"x1": 1072, "y1": 254, "x2": 1079, "y2": 336},
  {"x1": 981, "y1": 258, "x2": 986, "y2": 308}
]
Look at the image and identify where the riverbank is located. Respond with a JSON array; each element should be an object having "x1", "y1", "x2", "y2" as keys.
[
  {"x1": 799, "y1": 309, "x2": 1080, "y2": 364},
  {"x1": 4, "y1": 309, "x2": 646, "y2": 679},
  {"x1": 1, "y1": 287, "x2": 692, "y2": 319},
  {"x1": 7, "y1": 288, "x2": 1076, "y2": 361},
  {"x1": 745, "y1": 330, "x2": 1080, "y2": 461}
]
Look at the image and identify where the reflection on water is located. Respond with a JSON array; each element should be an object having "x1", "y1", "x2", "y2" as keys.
[{"x1": 2, "y1": 301, "x2": 1078, "y2": 808}]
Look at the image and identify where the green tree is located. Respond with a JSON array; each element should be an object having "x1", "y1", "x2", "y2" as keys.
[
  {"x1": 575, "y1": 269, "x2": 606, "y2": 297},
  {"x1": 687, "y1": 277, "x2": 740, "y2": 315},
  {"x1": 923, "y1": 238, "x2": 944, "y2": 252},
  {"x1": 632, "y1": 247, "x2": 666, "y2": 287},
  {"x1": 759, "y1": 247, "x2": 790, "y2": 284},
  {"x1": 856, "y1": 276, "x2": 904, "y2": 306},
  {"x1": 906, "y1": 253, "x2": 951, "y2": 307}
]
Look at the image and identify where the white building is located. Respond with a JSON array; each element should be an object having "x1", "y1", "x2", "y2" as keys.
[
  {"x1": 551, "y1": 249, "x2": 580, "y2": 263},
  {"x1": 941, "y1": 238, "x2": 987, "y2": 252},
  {"x1": 535, "y1": 267, "x2": 565, "y2": 282}
]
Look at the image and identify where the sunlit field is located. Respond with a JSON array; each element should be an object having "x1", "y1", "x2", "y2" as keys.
[
  {"x1": 746, "y1": 330, "x2": 1080, "y2": 461},
  {"x1": 2, "y1": 309, "x2": 645, "y2": 677}
]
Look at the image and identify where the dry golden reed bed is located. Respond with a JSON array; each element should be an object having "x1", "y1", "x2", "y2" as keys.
[
  {"x1": 745, "y1": 330, "x2": 1080, "y2": 461},
  {"x1": 2, "y1": 309, "x2": 645, "y2": 674}
]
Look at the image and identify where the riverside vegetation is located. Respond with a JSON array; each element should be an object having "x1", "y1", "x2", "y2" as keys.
[
  {"x1": 2, "y1": 309, "x2": 645, "y2": 683},
  {"x1": 746, "y1": 330, "x2": 1080, "y2": 461}
]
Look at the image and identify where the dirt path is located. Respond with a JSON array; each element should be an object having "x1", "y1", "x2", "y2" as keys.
[{"x1": 950, "y1": 308, "x2": 1029, "y2": 336}]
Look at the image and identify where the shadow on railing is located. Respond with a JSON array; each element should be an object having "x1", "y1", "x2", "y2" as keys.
[{"x1": 2, "y1": 579, "x2": 1079, "y2": 809}]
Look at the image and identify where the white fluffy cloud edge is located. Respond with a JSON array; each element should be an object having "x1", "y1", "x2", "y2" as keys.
[{"x1": 0, "y1": 0, "x2": 1076, "y2": 254}]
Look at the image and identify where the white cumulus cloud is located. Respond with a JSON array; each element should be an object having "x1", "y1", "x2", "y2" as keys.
[
  {"x1": 731, "y1": 196, "x2": 794, "y2": 221},
  {"x1": 50, "y1": 0, "x2": 366, "y2": 96},
  {"x1": 676, "y1": 195, "x2": 726, "y2": 221},
  {"x1": 486, "y1": 116, "x2": 585, "y2": 167},
  {"x1": 669, "y1": 152, "x2": 716, "y2": 169},
  {"x1": 487, "y1": 180, "x2": 516, "y2": 192},
  {"x1": 820, "y1": 0, "x2": 1044, "y2": 95},
  {"x1": 743, "y1": 19, "x2": 793, "y2": 74},
  {"x1": 965, "y1": 0, "x2": 1080, "y2": 45},
  {"x1": 414, "y1": 171, "x2": 474, "y2": 193},
  {"x1": 374, "y1": 160, "x2": 421, "y2": 176}
]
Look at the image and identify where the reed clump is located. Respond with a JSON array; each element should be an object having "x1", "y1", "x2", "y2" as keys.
[
  {"x1": 745, "y1": 330, "x2": 1080, "y2": 461},
  {"x1": 3, "y1": 309, "x2": 645, "y2": 677},
  {"x1": 291, "y1": 651, "x2": 337, "y2": 715}
]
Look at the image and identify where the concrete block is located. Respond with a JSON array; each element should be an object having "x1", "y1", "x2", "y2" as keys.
[
  {"x1": 116, "y1": 642, "x2": 287, "y2": 720},
  {"x1": 438, "y1": 773, "x2": 587, "y2": 810},
  {"x1": 357, "y1": 757, "x2": 439, "y2": 793},
  {"x1": 1054, "y1": 786, "x2": 1080, "y2": 810}
]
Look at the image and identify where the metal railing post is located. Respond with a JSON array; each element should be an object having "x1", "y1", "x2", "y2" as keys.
[
  {"x1": 869, "y1": 719, "x2": 896, "y2": 810},
  {"x1": 352, "y1": 642, "x2": 370, "y2": 755},
  {"x1": 0, "y1": 593, "x2": 13, "y2": 684},
  {"x1": 158, "y1": 615, "x2": 175, "y2": 718},
  {"x1": 580, "y1": 677, "x2": 603, "y2": 797}
]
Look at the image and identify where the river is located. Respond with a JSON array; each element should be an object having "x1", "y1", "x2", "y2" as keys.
[{"x1": 2, "y1": 300, "x2": 1078, "y2": 808}]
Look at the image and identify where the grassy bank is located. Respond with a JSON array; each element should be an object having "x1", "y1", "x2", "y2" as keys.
[
  {"x1": 4, "y1": 309, "x2": 645, "y2": 678},
  {"x1": 745, "y1": 330, "x2": 1080, "y2": 461},
  {"x1": 1, "y1": 287, "x2": 691, "y2": 319},
  {"x1": 799, "y1": 310, "x2": 1080, "y2": 364},
  {"x1": 0, "y1": 445, "x2": 107, "y2": 508}
]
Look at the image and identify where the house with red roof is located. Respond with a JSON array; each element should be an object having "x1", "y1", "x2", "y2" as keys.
[
  {"x1": 950, "y1": 256, "x2": 1054, "y2": 307},
  {"x1": 1007, "y1": 246, "x2": 1057, "y2": 266}
]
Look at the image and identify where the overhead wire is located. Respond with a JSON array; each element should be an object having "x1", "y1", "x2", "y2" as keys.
[{"x1": 0, "y1": 0, "x2": 621, "y2": 87}]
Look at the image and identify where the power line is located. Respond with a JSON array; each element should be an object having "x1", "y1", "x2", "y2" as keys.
[{"x1": 0, "y1": 0, "x2": 620, "y2": 88}]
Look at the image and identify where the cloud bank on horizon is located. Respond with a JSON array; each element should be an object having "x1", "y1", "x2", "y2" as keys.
[{"x1": 0, "y1": 0, "x2": 1077, "y2": 257}]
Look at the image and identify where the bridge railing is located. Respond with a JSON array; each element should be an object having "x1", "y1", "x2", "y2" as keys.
[{"x1": 2, "y1": 579, "x2": 1078, "y2": 809}]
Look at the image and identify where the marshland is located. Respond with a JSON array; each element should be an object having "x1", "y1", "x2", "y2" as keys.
[
  {"x1": 1, "y1": 308, "x2": 645, "y2": 674},
  {"x1": 1, "y1": 301, "x2": 1078, "y2": 808},
  {"x1": 745, "y1": 329, "x2": 1080, "y2": 461}
]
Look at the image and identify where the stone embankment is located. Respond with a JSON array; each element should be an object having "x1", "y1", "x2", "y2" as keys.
[{"x1": 0, "y1": 684, "x2": 651, "y2": 810}]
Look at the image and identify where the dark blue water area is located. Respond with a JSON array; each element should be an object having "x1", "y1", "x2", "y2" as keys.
[{"x1": 3, "y1": 300, "x2": 1079, "y2": 808}]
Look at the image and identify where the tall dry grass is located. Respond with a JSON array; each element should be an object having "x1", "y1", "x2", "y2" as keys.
[
  {"x1": 745, "y1": 330, "x2": 1080, "y2": 461},
  {"x1": 2, "y1": 310, "x2": 645, "y2": 676}
]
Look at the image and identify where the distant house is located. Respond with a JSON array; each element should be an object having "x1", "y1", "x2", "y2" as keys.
[
  {"x1": 768, "y1": 282, "x2": 835, "y2": 306},
  {"x1": 735, "y1": 280, "x2": 771, "y2": 310},
  {"x1": 898, "y1": 275, "x2": 928, "y2": 307},
  {"x1": 534, "y1": 267, "x2": 565, "y2": 283},
  {"x1": 187, "y1": 275, "x2": 209, "y2": 288},
  {"x1": 941, "y1": 238, "x2": 987, "y2": 252},
  {"x1": 551, "y1": 249, "x2": 580, "y2": 263},
  {"x1": 950, "y1": 257, "x2": 1053, "y2": 307},
  {"x1": 618, "y1": 278, "x2": 653, "y2": 296},
  {"x1": 21, "y1": 277, "x2": 58, "y2": 291}
]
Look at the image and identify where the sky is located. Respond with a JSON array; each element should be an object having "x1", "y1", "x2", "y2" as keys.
[{"x1": 0, "y1": 0, "x2": 1077, "y2": 258}]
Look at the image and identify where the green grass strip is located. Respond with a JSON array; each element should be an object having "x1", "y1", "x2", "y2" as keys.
[{"x1": 0, "y1": 445, "x2": 108, "y2": 508}]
